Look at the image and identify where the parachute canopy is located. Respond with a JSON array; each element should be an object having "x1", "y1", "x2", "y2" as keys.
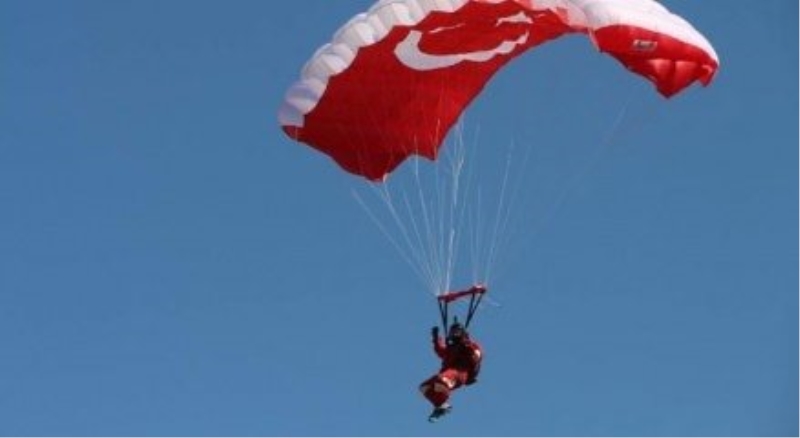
[{"x1": 279, "y1": 0, "x2": 719, "y2": 181}]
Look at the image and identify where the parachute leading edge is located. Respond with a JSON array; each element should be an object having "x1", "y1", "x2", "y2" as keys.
[{"x1": 279, "y1": 0, "x2": 719, "y2": 181}]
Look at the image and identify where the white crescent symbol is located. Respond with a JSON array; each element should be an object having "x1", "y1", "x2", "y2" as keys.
[{"x1": 394, "y1": 12, "x2": 533, "y2": 71}]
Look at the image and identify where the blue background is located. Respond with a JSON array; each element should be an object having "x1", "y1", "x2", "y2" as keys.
[{"x1": 1, "y1": 1, "x2": 797, "y2": 436}]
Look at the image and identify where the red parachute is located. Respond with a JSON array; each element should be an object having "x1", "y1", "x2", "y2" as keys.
[{"x1": 279, "y1": 0, "x2": 719, "y2": 181}]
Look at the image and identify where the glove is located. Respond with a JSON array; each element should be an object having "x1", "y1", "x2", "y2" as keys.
[
  {"x1": 466, "y1": 376, "x2": 477, "y2": 386},
  {"x1": 431, "y1": 326, "x2": 440, "y2": 340}
]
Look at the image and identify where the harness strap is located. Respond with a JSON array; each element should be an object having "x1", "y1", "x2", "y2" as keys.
[
  {"x1": 464, "y1": 290, "x2": 485, "y2": 329},
  {"x1": 437, "y1": 284, "x2": 487, "y2": 332},
  {"x1": 438, "y1": 300, "x2": 449, "y2": 334}
]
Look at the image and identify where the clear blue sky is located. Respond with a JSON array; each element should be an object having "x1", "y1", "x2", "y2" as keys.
[{"x1": 1, "y1": 1, "x2": 797, "y2": 436}]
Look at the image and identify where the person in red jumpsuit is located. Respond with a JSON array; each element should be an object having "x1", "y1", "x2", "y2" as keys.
[{"x1": 419, "y1": 320, "x2": 482, "y2": 421}]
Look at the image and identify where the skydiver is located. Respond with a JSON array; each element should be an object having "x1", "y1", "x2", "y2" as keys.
[{"x1": 419, "y1": 319, "x2": 483, "y2": 422}]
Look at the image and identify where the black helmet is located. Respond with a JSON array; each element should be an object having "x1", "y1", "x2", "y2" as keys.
[{"x1": 447, "y1": 320, "x2": 467, "y2": 344}]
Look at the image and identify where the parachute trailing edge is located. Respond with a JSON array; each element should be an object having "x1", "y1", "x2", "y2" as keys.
[{"x1": 279, "y1": 0, "x2": 719, "y2": 181}]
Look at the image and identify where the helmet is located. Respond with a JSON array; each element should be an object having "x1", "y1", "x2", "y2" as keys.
[{"x1": 447, "y1": 321, "x2": 468, "y2": 345}]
